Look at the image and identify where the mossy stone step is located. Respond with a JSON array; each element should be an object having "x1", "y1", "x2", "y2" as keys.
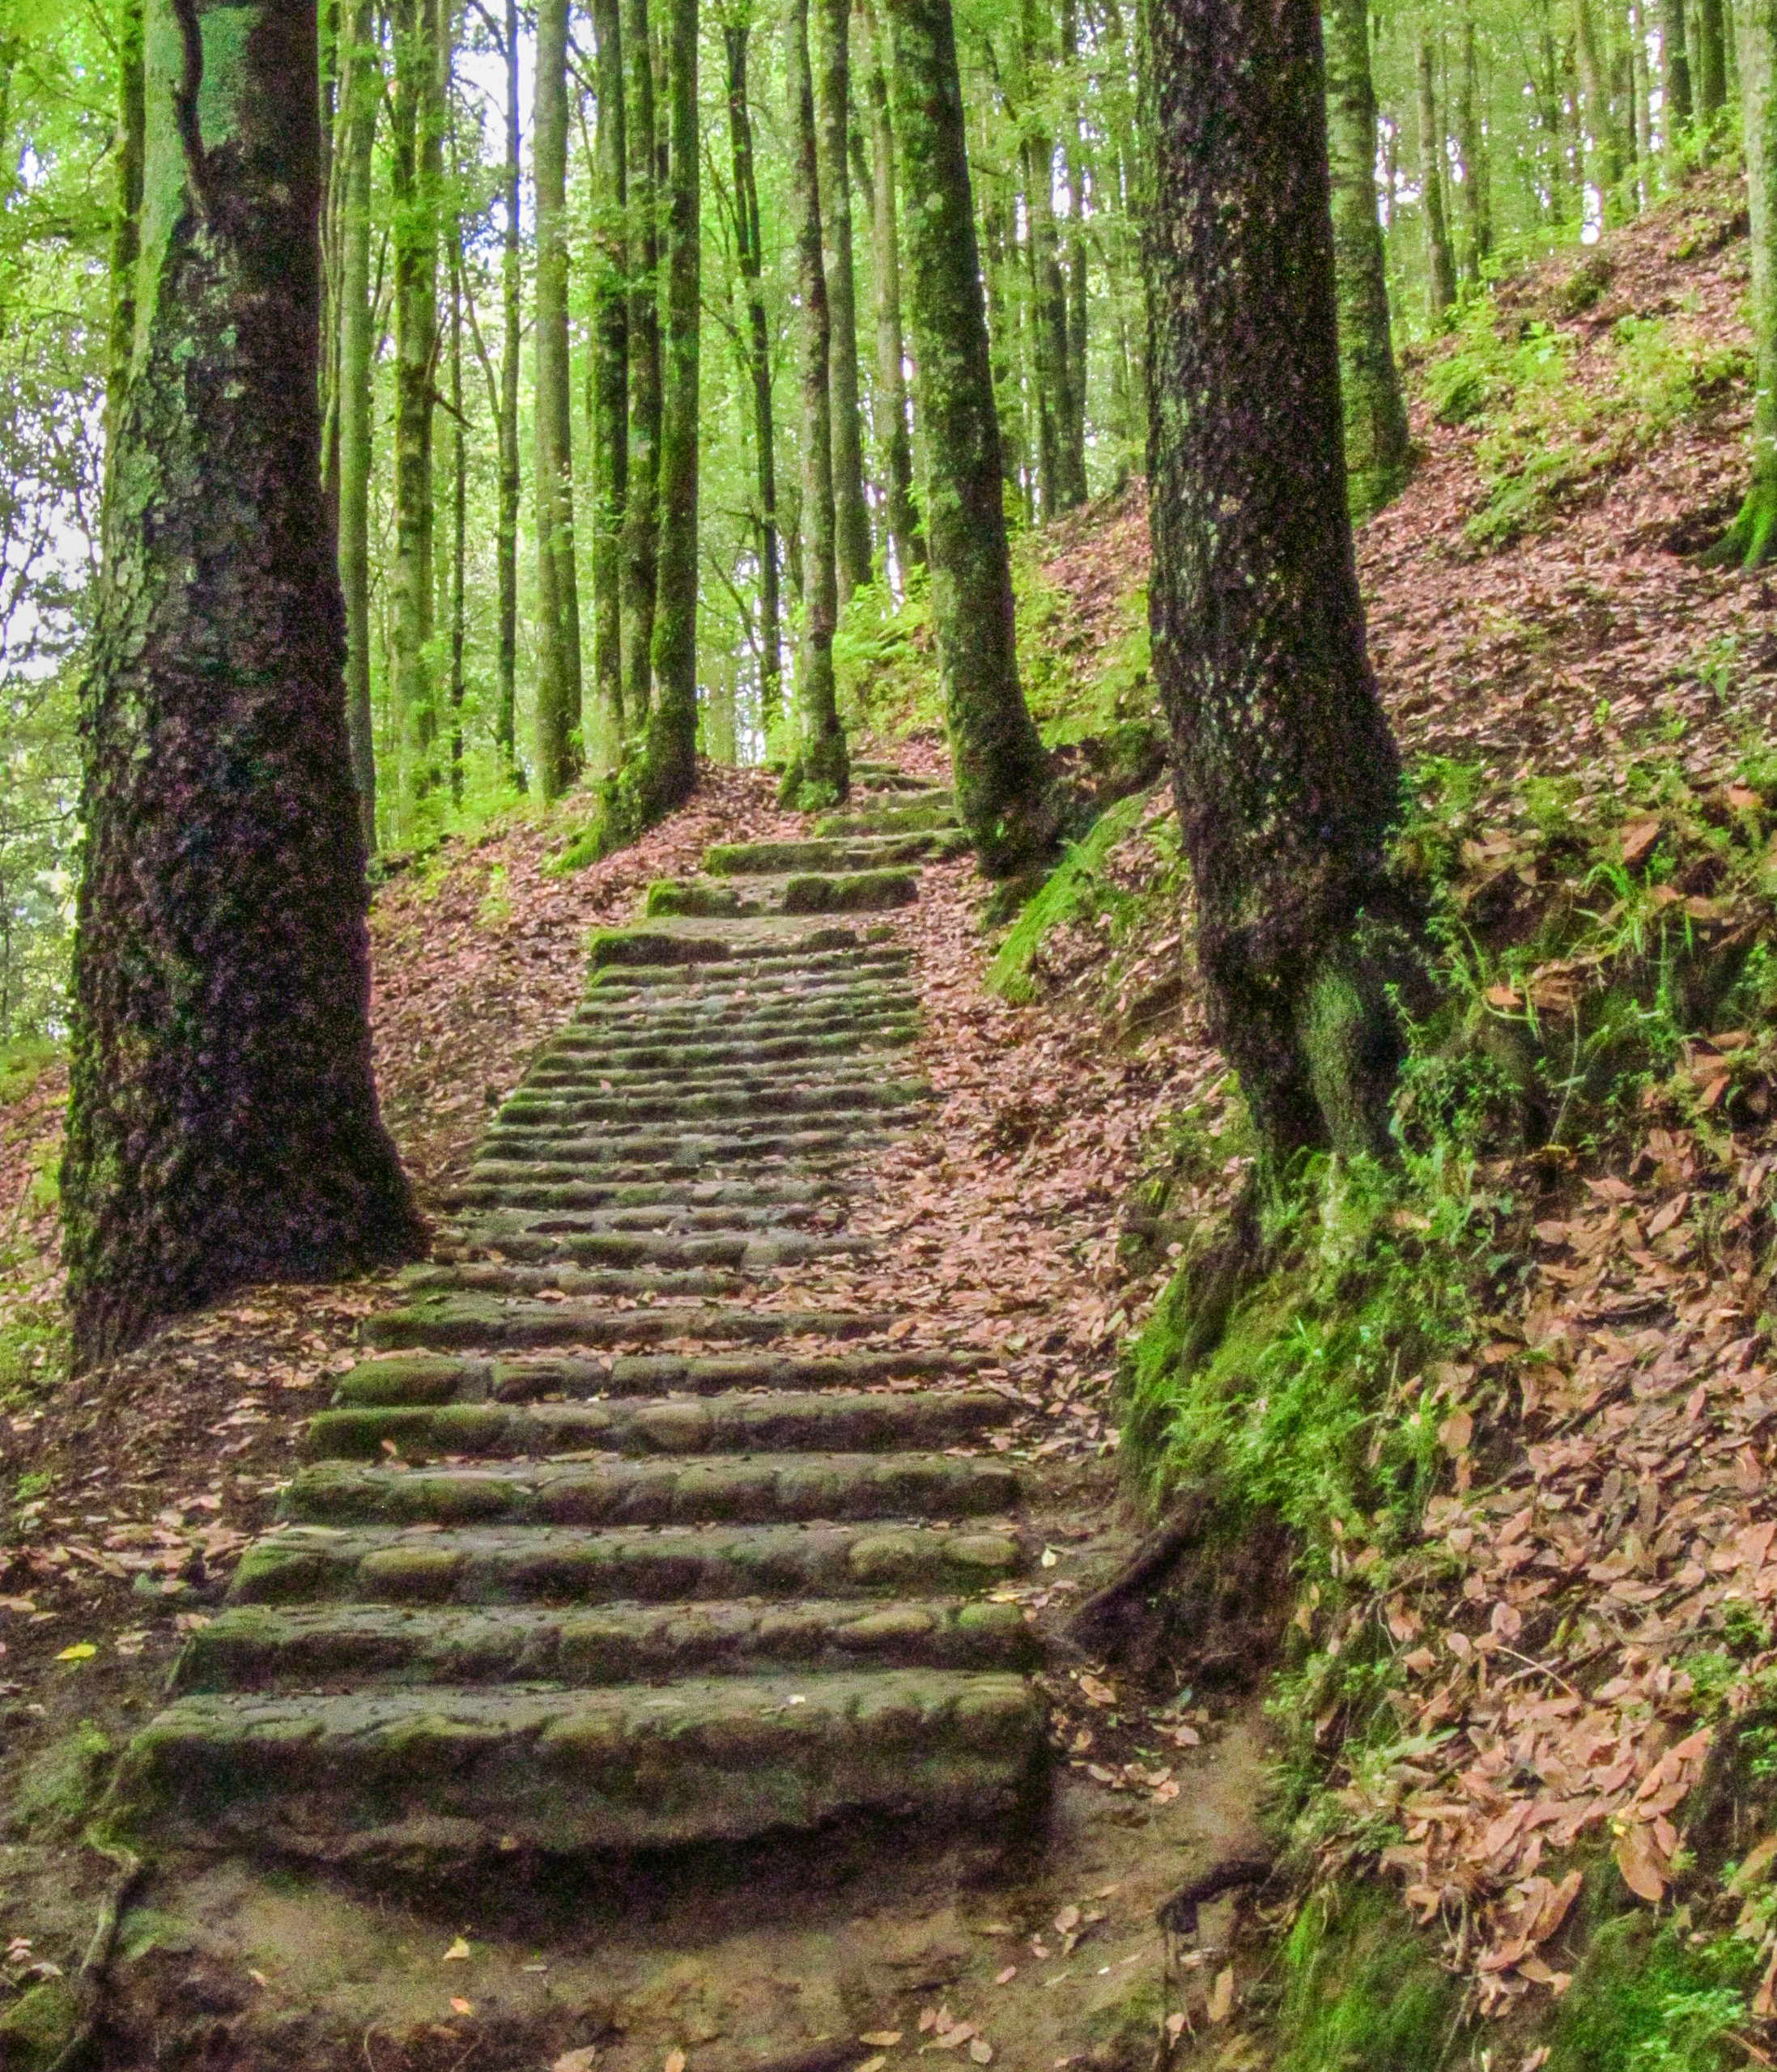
[
  {"x1": 439, "y1": 1231, "x2": 863, "y2": 1272},
  {"x1": 580, "y1": 944, "x2": 911, "y2": 996},
  {"x1": 443, "y1": 1176, "x2": 837, "y2": 1212},
  {"x1": 645, "y1": 868, "x2": 919, "y2": 919},
  {"x1": 530, "y1": 1030, "x2": 916, "y2": 1076},
  {"x1": 362, "y1": 1293, "x2": 893, "y2": 1352},
  {"x1": 396, "y1": 1263, "x2": 751, "y2": 1302},
  {"x1": 473, "y1": 1122, "x2": 894, "y2": 1168},
  {"x1": 281, "y1": 1450, "x2": 1019, "y2": 1531},
  {"x1": 305, "y1": 1385, "x2": 1014, "y2": 1463},
  {"x1": 811, "y1": 803, "x2": 959, "y2": 838},
  {"x1": 334, "y1": 1346, "x2": 984, "y2": 1408},
  {"x1": 120, "y1": 1671, "x2": 1048, "y2": 1861},
  {"x1": 851, "y1": 766, "x2": 949, "y2": 795},
  {"x1": 703, "y1": 832, "x2": 966, "y2": 877},
  {"x1": 229, "y1": 1518, "x2": 1028, "y2": 1607},
  {"x1": 451, "y1": 1204, "x2": 826, "y2": 1239},
  {"x1": 170, "y1": 1594, "x2": 1035, "y2": 1695},
  {"x1": 495, "y1": 1081, "x2": 925, "y2": 1126},
  {"x1": 562, "y1": 1008, "x2": 917, "y2": 1052}
]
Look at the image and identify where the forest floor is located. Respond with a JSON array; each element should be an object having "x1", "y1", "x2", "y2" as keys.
[{"x1": 5, "y1": 164, "x2": 1777, "y2": 2070}]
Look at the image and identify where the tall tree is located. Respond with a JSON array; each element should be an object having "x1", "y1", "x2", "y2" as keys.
[
  {"x1": 1707, "y1": 0, "x2": 1777, "y2": 564},
  {"x1": 1020, "y1": 0, "x2": 1086, "y2": 513},
  {"x1": 534, "y1": 0, "x2": 585, "y2": 796},
  {"x1": 1324, "y1": 0, "x2": 1411, "y2": 519},
  {"x1": 886, "y1": 0, "x2": 1061, "y2": 873},
  {"x1": 390, "y1": 0, "x2": 446, "y2": 815},
  {"x1": 1664, "y1": 0, "x2": 1694, "y2": 156},
  {"x1": 1143, "y1": 0, "x2": 1410, "y2": 1173},
  {"x1": 1698, "y1": 0, "x2": 1730, "y2": 145},
  {"x1": 1417, "y1": 33, "x2": 1457, "y2": 321},
  {"x1": 496, "y1": 0, "x2": 521, "y2": 781},
  {"x1": 784, "y1": 0, "x2": 851, "y2": 805},
  {"x1": 725, "y1": 6, "x2": 784, "y2": 724},
  {"x1": 621, "y1": 0, "x2": 661, "y2": 728},
  {"x1": 590, "y1": 0, "x2": 630, "y2": 758},
  {"x1": 814, "y1": 0, "x2": 874, "y2": 598},
  {"x1": 1454, "y1": 11, "x2": 1492, "y2": 278},
  {"x1": 1574, "y1": 0, "x2": 1624, "y2": 215},
  {"x1": 1059, "y1": 0, "x2": 1089, "y2": 495},
  {"x1": 66, "y1": 0, "x2": 422, "y2": 1367},
  {"x1": 336, "y1": 0, "x2": 379, "y2": 847},
  {"x1": 859, "y1": 0, "x2": 925, "y2": 577}
]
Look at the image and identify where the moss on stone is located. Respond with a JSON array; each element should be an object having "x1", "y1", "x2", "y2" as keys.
[{"x1": 0, "y1": 1979, "x2": 82, "y2": 2072}]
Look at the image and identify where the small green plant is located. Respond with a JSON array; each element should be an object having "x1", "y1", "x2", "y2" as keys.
[
  {"x1": 1550, "y1": 1913, "x2": 1759, "y2": 2072},
  {"x1": 985, "y1": 792, "x2": 1151, "y2": 1004}
]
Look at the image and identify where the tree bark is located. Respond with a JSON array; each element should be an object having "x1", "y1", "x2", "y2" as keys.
[
  {"x1": 390, "y1": 0, "x2": 444, "y2": 817},
  {"x1": 1664, "y1": 0, "x2": 1695, "y2": 155},
  {"x1": 1416, "y1": 35, "x2": 1457, "y2": 322},
  {"x1": 1699, "y1": 0, "x2": 1730, "y2": 143},
  {"x1": 534, "y1": 0, "x2": 585, "y2": 798},
  {"x1": 726, "y1": 11, "x2": 784, "y2": 726},
  {"x1": 495, "y1": 0, "x2": 521, "y2": 783},
  {"x1": 1455, "y1": 11, "x2": 1491, "y2": 276},
  {"x1": 1144, "y1": 0, "x2": 1410, "y2": 1175},
  {"x1": 65, "y1": 0, "x2": 422, "y2": 1369},
  {"x1": 1575, "y1": 0, "x2": 1624, "y2": 216},
  {"x1": 886, "y1": 0, "x2": 1060, "y2": 875},
  {"x1": 859, "y1": 0, "x2": 925, "y2": 577},
  {"x1": 104, "y1": 0, "x2": 146, "y2": 478},
  {"x1": 782, "y1": 0, "x2": 851, "y2": 807},
  {"x1": 1323, "y1": 0, "x2": 1410, "y2": 520},
  {"x1": 337, "y1": 0, "x2": 379, "y2": 847},
  {"x1": 814, "y1": 0, "x2": 874, "y2": 599},
  {"x1": 622, "y1": 0, "x2": 661, "y2": 728},
  {"x1": 1059, "y1": 0, "x2": 1089, "y2": 497},
  {"x1": 1708, "y1": 0, "x2": 1777, "y2": 563},
  {"x1": 1630, "y1": 0, "x2": 1653, "y2": 204},
  {"x1": 591, "y1": 0, "x2": 629, "y2": 760}
]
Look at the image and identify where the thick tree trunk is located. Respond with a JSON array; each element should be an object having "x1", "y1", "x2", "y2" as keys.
[
  {"x1": 65, "y1": 0, "x2": 422, "y2": 1369},
  {"x1": 391, "y1": 0, "x2": 444, "y2": 819},
  {"x1": 814, "y1": 0, "x2": 874, "y2": 600},
  {"x1": 1665, "y1": 0, "x2": 1695, "y2": 155},
  {"x1": 534, "y1": 0, "x2": 585, "y2": 798},
  {"x1": 636, "y1": 0, "x2": 699, "y2": 807},
  {"x1": 495, "y1": 0, "x2": 521, "y2": 783},
  {"x1": 621, "y1": 0, "x2": 661, "y2": 728},
  {"x1": 782, "y1": 0, "x2": 851, "y2": 808},
  {"x1": 1144, "y1": 0, "x2": 1410, "y2": 1174},
  {"x1": 886, "y1": 0, "x2": 1060, "y2": 875},
  {"x1": 860, "y1": 0, "x2": 925, "y2": 577},
  {"x1": 591, "y1": 0, "x2": 629, "y2": 760},
  {"x1": 1699, "y1": 0, "x2": 1730, "y2": 143},
  {"x1": 1324, "y1": 0, "x2": 1410, "y2": 520},
  {"x1": 726, "y1": 14, "x2": 784, "y2": 727},
  {"x1": 1417, "y1": 36, "x2": 1457, "y2": 321},
  {"x1": 338, "y1": 0, "x2": 379, "y2": 847},
  {"x1": 1709, "y1": 0, "x2": 1777, "y2": 563}
]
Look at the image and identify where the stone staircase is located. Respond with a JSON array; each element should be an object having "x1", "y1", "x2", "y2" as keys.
[{"x1": 118, "y1": 763, "x2": 1052, "y2": 1875}]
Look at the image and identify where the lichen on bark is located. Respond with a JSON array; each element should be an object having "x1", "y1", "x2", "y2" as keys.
[{"x1": 64, "y1": 0, "x2": 423, "y2": 1369}]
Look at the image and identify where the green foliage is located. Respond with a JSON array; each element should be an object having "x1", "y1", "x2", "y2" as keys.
[
  {"x1": 1276, "y1": 1886, "x2": 1458, "y2": 2072},
  {"x1": 984, "y1": 792, "x2": 1150, "y2": 1003},
  {"x1": 11, "y1": 1722, "x2": 112, "y2": 1836},
  {"x1": 1549, "y1": 1913, "x2": 1760, "y2": 2072}
]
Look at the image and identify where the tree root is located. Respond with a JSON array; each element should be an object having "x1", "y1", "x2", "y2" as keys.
[
  {"x1": 1154, "y1": 1854, "x2": 1276, "y2": 1938},
  {"x1": 1065, "y1": 1496, "x2": 1211, "y2": 1655},
  {"x1": 43, "y1": 1836, "x2": 143, "y2": 2072}
]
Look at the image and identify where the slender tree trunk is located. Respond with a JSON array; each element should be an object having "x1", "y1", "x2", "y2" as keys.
[
  {"x1": 1630, "y1": 0, "x2": 1653, "y2": 202},
  {"x1": 591, "y1": 0, "x2": 629, "y2": 761},
  {"x1": 1143, "y1": 0, "x2": 1410, "y2": 1174},
  {"x1": 812, "y1": 0, "x2": 874, "y2": 600},
  {"x1": 449, "y1": 187, "x2": 467, "y2": 804},
  {"x1": 338, "y1": 0, "x2": 380, "y2": 847},
  {"x1": 1575, "y1": 0, "x2": 1624, "y2": 215},
  {"x1": 65, "y1": 0, "x2": 422, "y2": 1369},
  {"x1": 1699, "y1": 0, "x2": 1730, "y2": 144},
  {"x1": 1708, "y1": 0, "x2": 1777, "y2": 563},
  {"x1": 726, "y1": 12, "x2": 783, "y2": 727},
  {"x1": 534, "y1": 0, "x2": 585, "y2": 798},
  {"x1": 886, "y1": 0, "x2": 1060, "y2": 874},
  {"x1": 1018, "y1": 15, "x2": 1083, "y2": 516},
  {"x1": 633, "y1": 0, "x2": 699, "y2": 809},
  {"x1": 391, "y1": 0, "x2": 444, "y2": 820},
  {"x1": 622, "y1": 0, "x2": 661, "y2": 728},
  {"x1": 860, "y1": 0, "x2": 925, "y2": 576},
  {"x1": 782, "y1": 0, "x2": 850, "y2": 806},
  {"x1": 1324, "y1": 0, "x2": 1410, "y2": 519},
  {"x1": 1417, "y1": 36, "x2": 1457, "y2": 322},
  {"x1": 1060, "y1": 0, "x2": 1089, "y2": 495},
  {"x1": 495, "y1": 0, "x2": 521, "y2": 783},
  {"x1": 1665, "y1": 0, "x2": 1695, "y2": 155},
  {"x1": 1454, "y1": 11, "x2": 1489, "y2": 278}
]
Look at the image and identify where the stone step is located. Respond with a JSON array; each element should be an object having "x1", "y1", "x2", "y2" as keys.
[
  {"x1": 449, "y1": 1202, "x2": 827, "y2": 1237},
  {"x1": 362, "y1": 1294, "x2": 893, "y2": 1352},
  {"x1": 171, "y1": 1595, "x2": 1034, "y2": 1696},
  {"x1": 471, "y1": 1121, "x2": 896, "y2": 1168},
  {"x1": 534, "y1": 1028, "x2": 916, "y2": 1073},
  {"x1": 305, "y1": 1385, "x2": 1015, "y2": 1463},
  {"x1": 460, "y1": 1151, "x2": 861, "y2": 1190},
  {"x1": 494, "y1": 1081, "x2": 925, "y2": 1125},
  {"x1": 852, "y1": 766, "x2": 949, "y2": 796},
  {"x1": 644, "y1": 868, "x2": 919, "y2": 920},
  {"x1": 704, "y1": 832, "x2": 966, "y2": 877},
  {"x1": 281, "y1": 1451, "x2": 1020, "y2": 1531},
  {"x1": 587, "y1": 919, "x2": 904, "y2": 971},
  {"x1": 334, "y1": 1347, "x2": 984, "y2": 1408},
  {"x1": 121, "y1": 1671, "x2": 1048, "y2": 1862},
  {"x1": 439, "y1": 1233, "x2": 863, "y2": 1273},
  {"x1": 812, "y1": 803, "x2": 959, "y2": 838},
  {"x1": 560, "y1": 1013, "x2": 916, "y2": 1056},
  {"x1": 397, "y1": 1263, "x2": 753, "y2": 1302},
  {"x1": 572, "y1": 970, "x2": 915, "y2": 1014},
  {"x1": 229, "y1": 1518, "x2": 1028, "y2": 1607},
  {"x1": 580, "y1": 944, "x2": 912, "y2": 996},
  {"x1": 442, "y1": 1177, "x2": 840, "y2": 1212},
  {"x1": 524, "y1": 1053, "x2": 907, "y2": 1091}
]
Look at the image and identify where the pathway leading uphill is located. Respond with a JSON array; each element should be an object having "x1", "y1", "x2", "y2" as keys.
[{"x1": 118, "y1": 766, "x2": 1054, "y2": 1870}]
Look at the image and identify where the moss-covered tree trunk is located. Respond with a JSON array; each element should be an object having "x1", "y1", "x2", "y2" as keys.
[
  {"x1": 814, "y1": 0, "x2": 874, "y2": 601},
  {"x1": 861, "y1": 0, "x2": 925, "y2": 578},
  {"x1": 1144, "y1": 0, "x2": 1411, "y2": 1174},
  {"x1": 782, "y1": 0, "x2": 850, "y2": 807},
  {"x1": 1708, "y1": 0, "x2": 1777, "y2": 563},
  {"x1": 337, "y1": 0, "x2": 378, "y2": 848},
  {"x1": 104, "y1": 0, "x2": 146, "y2": 473},
  {"x1": 1059, "y1": 0, "x2": 1090, "y2": 495},
  {"x1": 886, "y1": 0, "x2": 1060, "y2": 875},
  {"x1": 1575, "y1": 0, "x2": 1624, "y2": 218},
  {"x1": 634, "y1": 0, "x2": 698, "y2": 807},
  {"x1": 65, "y1": 0, "x2": 423, "y2": 1369},
  {"x1": 621, "y1": 0, "x2": 660, "y2": 729},
  {"x1": 390, "y1": 0, "x2": 444, "y2": 817},
  {"x1": 534, "y1": 0, "x2": 585, "y2": 797},
  {"x1": 1324, "y1": 0, "x2": 1410, "y2": 520},
  {"x1": 1416, "y1": 36, "x2": 1456, "y2": 322},
  {"x1": 1664, "y1": 0, "x2": 1694, "y2": 156},
  {"x1": 1455, "y1": 11, "x2": 1492, "y2": 274},
  {"x1": 590, "y1": 0, "x2": 628, "y2": 762},
  {"x1": 725, "y1": 11, "x2": 784, "y2": 725},
  {"x1": 494, "y1": 0, "x2": 521, "y2": 783},
  {"x1": 1700, "y1": 0, "x2": 1731, "y2": 143}
]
